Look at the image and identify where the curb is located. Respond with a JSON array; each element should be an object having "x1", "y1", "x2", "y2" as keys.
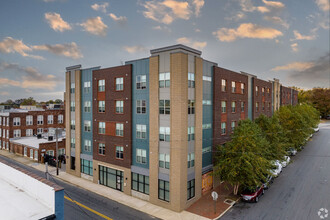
[{"x1": 212, "y1": 197, "x2": 240, "y2": 220}]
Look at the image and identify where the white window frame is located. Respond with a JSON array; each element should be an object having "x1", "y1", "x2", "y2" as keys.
[
  {"x1": 84, "y1": 120, "x2": 91, "y2": 132},
  {"x1": 84, "y1": 140, "x2": 92, "y2": 152},
  {"x1": 13, "y1": 117, "x2": 20, "y2": 126},
  {"x1": 136, "y1": 75, "x2": 146, "y2": 89},
  {"x1": 136, "y1": 124, "x2": 146, "y2": 139},
  {"x1": 159, "y1": 72, "x2": 170, "y2": 88},
  {"x1": 14, "y1": 129, "x2": 21, "y2": 138},
  {"x1": 37, "y1": 115, "x2": 43, "y2": 125},
  {"x1": 84, "y1": 81, "x2": 91, "y2": 93},
  {"x1": 58, "y1": 115, "x2": 63, "y2": 124},
  {"x1": 47, "y1": 115, "x2": 54, "y2": 124},
  {"x1": 26, "y1": 115, "x2": 33, "y2": 126},
  {"x1": 116, "y1": 77, "x2": 124, "y2": 91},
  {"x1": 84, "y1": 101, "x2": 91, "y2": 112},
  {"x1": 136, "y1": 149, "x2": 147, "y2": 164},
  {"x1": 98, "y1": 79, "x2": 105, "y2": 92},
  {"x1": 26, "y1": 129, "x2": 33, "y2": 137},
  {"x1": 99, "y1": 122, "x2": 105, "y2": 134},
  {"x1": 116, "y1": 123, "x2": 124, "y2": 137},
  {"x1": 159, "y1": 127, "x2": 170, "y2": 142}
]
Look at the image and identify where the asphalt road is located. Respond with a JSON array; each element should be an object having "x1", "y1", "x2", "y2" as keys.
[
  {"x1": 220, "y1": 121, "x2": 330, "y2": 220},
  {"x1": 0, "y1": 155, "x2": 158, "y2": 220}
]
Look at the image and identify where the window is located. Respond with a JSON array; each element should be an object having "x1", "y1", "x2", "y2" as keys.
[
  {"x1": 267, "y1": 88, "x2": 270, "y2": 96},
  {"x1": 262, "y1": 87, "x2": 265, "y2": 96},
  {"x1": 26, "y1": 129, "x2": 33, "y2": 137},
  {"x1": 137, "y1": 100, "x2": 146, "y2": 114},
  {"x1": 158, "y1": 180, "x2": 170, "y2": 202},
  {"x1": 6, "y1": 130, "x2": 8, "y2": 138},
  {"x1": 232, "y1": 101, "x2": 236, "y2": 113},
  {"x1": 0, "y1": 117, "x2": 2, "y2": 125},
  {"x1": 98, "y1": 143, "x2": 105, "y2": 155},
  {"x1": 98, "y1": 101, "x2": 105, "y2": 113},
  {"x1": 84, "y1": 101, "x2": 91, "y2": 112},
  {"x1": 99, "y1": 166, "x2": 123, "y2": 191},
  {"x1": 58, "y1": 148, "x2": 65, "y2": 155},
  {"x1": 202, "y1": 146, "x2": 212, "y2": 154},
  {"x1": 84, "y1": 140, "x2": 91, "y2": 152},
  {"x1": 187, "y1": 179, "x2": 195, "y2": 200},
  {"x1": 116, "y1": 100, "x2": 124, "y2": 114},
  {"x1": 136, "y1": 75, "x2": 146, "y2": 89},
  {"x1": 188, "y1": 72, "x2": 195, "y2": 88},
  {"x1": 202, "y1": 123, "x2": 212, "y2": 129},
  {"x1": 34, "y1": 150, "x2": 38, "y2": 160},
  {"x1": 159, "y1": 154, "x2": 170, "y2": 169},
  {"x1": 24, "y1": 147, "x2": 27, "y2": 156},
  {"x1": 159, "y1": 72, "x2": 170, "y2": 88},
  {"x1": 262, "y1": 102, "x2": 265, "y2": 111},
  {"x1": 221, "y1": 101, "x2": 226, "y2": 113},
  {"x1": 13, "y1": 117, "x2": 20, "y2": 126},
  {"x1": 116, "y1": 123, "x2": 124, "y2": 136},
  {"x1": 221, "y1": 79, "x2": 226, "y2": 92},
  {"x1": 136, "y1": 124, "x2": 146, "y2": 139},
  {"x1": 47, "y1": 115, "x2": 53, "y2": 124},
  {"x1": 70, "y1": 138, "x2": 75, "y2": 148},
  {"x1": 188, "y1": 127, "x2": 195, "y2": 141},
  {"x1": 232, "y1": 81, "x2": 236, "y2": 93},
  {"x1": 136, "y1": 149, "x2": 147, "y2": 164},
  {"x1": 70, "y1": 83, "x2": 75, "y2": 93},
  {"x1": 116, "y1": 146, "x2": 124, "y2": 159},
  {"x1": 70, "y1": 120, "x2": 75, "y2": 130},
  {"x1": 30, "y1": 149, "x2": 34, "y2": 159},
  {"x1": 256, "y1": 102, "x2": 259, "y2": 112},
  {"x1": 187, "y1": 153, "x2": 195, "y2": 168},
  {"x1": 132, "y1": 173, "x2": 149, "y2": 195},
  {"x1": 221, "y1": 122, "x2": 226, "y2": 134},
  {"x1": 58, "y1": 115, "x2": 63, "y2": 124},
  {"x1": 255, "y1": 86, "x2": 259, "y2": 96},
  {"x1": 14, "y1": 129, "x2": 21, "y2": 138},
  {"x1": 84, "y1": 81, "x2": 91, "y2": 93},
  {"x1": 159, "y1": 100, "x2": 170, "y2": 114},
  {"x1": 2, "y1": 129, "x2": 4, "y2": 138},
  {"x1": 84, "y1": 121, "x2": 91, "y2": 132},
  {"x1": 231, "y1": 121, "x2": 236, "y2": 131},
  {"x1": 202, "y1": 100, "x2": 212, "y2": 105},
  {"x1": 81, "y1": 159, "x2": 93, "y2": 176},
  {"x1": 26, "y1": 115, "x2": 33, "y2": 125},
  {"x1": 159, "y1": 127, "x2": 170, "y2": 142},
  {"x1": 188, "y1": 100, "x2": 195, "y2": 114},
  {"x1": 37, "y1": 115, "x2": 43, "y2": 125},
  {"x1": 37, "y1": 128, "x2": 43, "y2": 134},
  {"x1": 99, "y1": 122, "x2": 105, "y2": 134},
  {"x1": 70, "y1": 101, "x2": 75, "y2": 112},
  {"x1": 116, "y1": 77, "x2": 124, "y2": 91},
  {"x1": 203, "y1": 76, "x2": 212, "y2": 81},
  {"x1": 6, "y1": 117, "x2": 9, "y2": 126},
  {"x1": 241, "y1": 102, "x2": 245, "y2": 112},
  {"x1": 98, "y1": 79, "x2": 105, "y2": 92}
]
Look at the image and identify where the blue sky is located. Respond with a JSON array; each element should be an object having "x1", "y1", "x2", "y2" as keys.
[{"x1": 0, "y1": 0, "x2": 329, "y2": 102}]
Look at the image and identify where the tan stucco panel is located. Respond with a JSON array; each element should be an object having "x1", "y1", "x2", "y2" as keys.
[
  {"x1": 65, "y1": 71, "x2": 74, "y2": 176},
  {"x1": 74, "y1": 69, "x2": 81, "y2": 177}
]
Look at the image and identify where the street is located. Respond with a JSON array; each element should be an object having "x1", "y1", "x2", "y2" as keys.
[
  {"x1": 220, "y1": 121, "x2": 330, "y2": 220},
  {"x1": 0, "y1": 155, "x2": 158, "y2": 220}
]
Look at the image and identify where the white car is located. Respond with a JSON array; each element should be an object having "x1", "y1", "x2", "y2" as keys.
[
  {"x1": 287, "y1": 148, "x2": 297, "y2": 156},
  {"x1": 270, "y1": 161, "x2": 282, "y2": 177},
  {"x1": 280, "y1": 156, "x2": 290, "y2": 168},
  {"x1": 314, "y1": 126, "x2": 319, "y2": 132}
]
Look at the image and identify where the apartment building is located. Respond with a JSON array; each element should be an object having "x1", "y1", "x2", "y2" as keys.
[{"x1": 65, "y1": 44, "x2": 298, "y2": 212}]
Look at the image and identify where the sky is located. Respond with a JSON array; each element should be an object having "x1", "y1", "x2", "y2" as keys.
[{"x1": 0, "y1": 0, "x2": 329, "y2": 102}]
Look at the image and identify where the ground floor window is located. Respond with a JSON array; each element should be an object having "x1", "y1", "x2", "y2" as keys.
[
  {"x1": 132, "y1": 173, "x2": 149, "y2": 195},
  {"x1": 30, "y1": 149, "x2": 33, "y2": 159},
  {"x1": 81, "y1": 159, "x2": 93, "y2": 176},
  {"x1": 24, "y1": 147, "x2": 27, "y2": 156},
  {"x1": 34, "y1": 150, "x2": 38, "y2": 160},
  {"x1": 187, "y1": 179, "x2": 195, "y2": 200},
  {"x1": 46, "y1": 150, "x2": 54, "y2": 156},
  {"x1": 58, "y1": 148, "x2": 65, "y2": 155},
  {"x1": 158, "y1": 180, "x2": 170, "y2": 202},
  {"x1": 99, "y1": 165, "x2": 123, "y2": 191}
]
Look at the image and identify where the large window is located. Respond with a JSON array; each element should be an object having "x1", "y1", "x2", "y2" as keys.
[
  {"x1": 221, "y1": 101, "x2": 226, "y2": 113},
  {"x1": 231, "y1": 121, "x2": 236, "y2": 132},
  {"x1": 81, "y1": 159, "x2": 93, "y2": 176},
  {"x1": 13, "y1": 117, "x2": 20, "y2": 126},
  {"x1": 221, "y1": 79, "x2": 226, "y2": 92},
  {"x1": 256, "y1": 102, "x2": 259, "y2": 112},
  {"x1": 188, "y1": 126, "x2": 195, "y2": 141},
  {"x1": 187, "y1": 153, "x2": 195, "y2": 168},
  {"x1": 188, "y1": 100, "x2": 195, "y2": 114},
  {"x1": 136, "y1": 100, "x2": 146, "y2": 114},
  {"x1": 37, "y1": 115, "x2": 43, "y2": 125},
  {"x1": 187, "y1": 179, "x2": 195, "y2": 200},
  {"x1": 221, "y1": 122, "x2": 226, "y2": 134},
  {"x1": 26, "y1": 129, "x2": 33, "y2": 137},
  {"x1": 241, "y1": 102, "x2": 245, "y2": 112},
  {"x1": 262, "y1": 102, "x2": 265, "y2": 111},
  {"x1": 231, "y1": 101, "x2": 236, "y2": 113},
  {"x1": 159, "y1": 127, "x2": 170, "y2": 142},
  {"x1": 255, "y1": 86, "x2": 259, "y2": 96},
  {"x1": 262, "y1": 87, "x2": 265, "y2": 96},
  {"x1": 159, "y1": 72, "x2": 170, "y2": 88},
  {"x1": 37, "y1": 128, "x2": 43, "y2": 134},
  {"x1": 231, "y1": 81, "x2": 236, "y2": 93},
  {"x1": 136, "y1": 124, "x2": 146, "y2": 139},
  {"x1": 116, "y1": 100, "x2": 124, "y2": 114},
  {"x1": 84, "y1": 140, "x2": 91, "y2": 152},
  {"x1": 84, "y1": 81, "x2": 91, "y2": 93},
  {"x1": 99, "y1": 166, "x2": 123, "y2": 191},
  {"x1": 98, "y1": 143, "x2": 105, "y2": 155},
  {"x1": 136, "y1": 75, "x2": 146, "y2": 89},
  {"x1": 84, "y1": 101, "x2": 91, "y2": 112},
  {"x1": 0, "y1": 117, "x2": 2, "y2": 125},
  {"x1": 58, "y1": 115, "x2": 63, "y2": 124},
  {"x1": 158, "y1": 180, "x2": 170, "y2": 202},
  {"x1": 14, "y1": 129, "x2": 21, "y2": 138},
  {"x1": 70, "y1": 83, "x2": 75, "y2": 93},
  {"x1": 116, "y1": 146, "x2": 124, "y2": 159},
  {"x1": 159, "y1": 100, "x2": 170, "y2": 115},
  {"x1": 132, "y1": 173, "x2": 149, "y2": 195},
  {"x1": 188, "y1": 72, "x2": 195, "y2": 88},
  {"x1": 47, "y1": 115, "x2": 53, "y2": 124},
  {"x1": 116, "y1": 77, "x2": 124, "y2": 91},
  {"x1": 116, "y1": 123, "x2": 124, "y2": 136},
  {"x1": 159, "y1": 153, "x2": 170, "y2": 169},
  {"x1": 70, "y1": 120, "x2": 75, "y2": 130},
  {"x1": 70, "y1": 101, "x2": 75, "y2": 112},
  {"x1": 98, "y1": 79, "x2": 105, "y2": 92},
  {"x1": 99, "y1": 122, "x2": 105, "y2": 134},
  {"x1": 241, "y1": 83, "x2": 245, "y2": 94},
  {"x1": 26, "y1": 115, "x2": 33, "y2": 126},
  {"x1": 98, "y1": 101, "x2": 105, "y2": 113},
  {"x1": 136, "y1": 149, "x2": 147, "y2": 164},
  {"x1": 70, "y1": 138, "x2": 75, "y2": 148}
]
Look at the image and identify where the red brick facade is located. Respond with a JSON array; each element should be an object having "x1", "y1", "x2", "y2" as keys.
[
  {"x1": 281, "y1": 86, "x2": 292, "y2": 106},
  {"x1": 252, "y1": 78, "x2": 273, "y2": 119}
]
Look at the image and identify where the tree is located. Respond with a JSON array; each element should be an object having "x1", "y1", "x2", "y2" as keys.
[
  {"x1": 21, "y1": 97, "x2": 37, "y2": 106},
  {"x1": 299, "y1": 88, "x2": 330, "y2": 118},
  {"x1": 54, "y1": 99, "x2": 62, "y2": 104},
  {"x1": 214, "y1": 119, "x2": 271, "y2": 195}
]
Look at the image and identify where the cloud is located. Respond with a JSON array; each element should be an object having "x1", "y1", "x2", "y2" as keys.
[
  {"x1": 262, "y1": 0, "x2": 285, "y2": 9},
  {"x1": 257, "y1": 6, "x2": 270, "y2": 13},
  {"x1": 264, "y1": 16, "x2": 289, "y2": 28},
  {"x1": 290, "y1": 43, "x2": 298, "y2": 52},
  {"x1": 293, "y1": 30, "x2": 316, "y2": 40},
  {"x1": 239, "y1": 0, "x2": 285, "y2": 14},
  {"x1": 32, "y1": 42, "x2": 83, "y2": 59},
  {"x1": 176, "y1": 37, "x2": 207, "y2": 49},
  {"x1": 0, "y1": 37, "x2": 44, "y2": 59},
  {"x1": 271, "y1": 62, "x2": 314, "y2": 71},
  {"x1": 152, "y1": 25, "x2": 172, "y2": 32},
  {"x1": 213, "y1": 23, "x2": 283, "y2": 42},
  {"x1": 192, "y1": 0, "x2": 204, "y2": 16},
  {"x1": 142, "y1": 0, "x2": 191, "y2": 24},
  {"x1": 0, "y1": 78, "x2": 21, "y2": 87},
  {"x1": 225, "y1": 11, "x2": 246, "y2": 21},
  {"x1": 123, "y1": 45, "x2": 148, "y2": 54},
  {"x1": 109, "y1": 13, "x2": 127, "y2": 25},
  {"x1": 0, "y1": 91, "x2": 9, "y2": 96},
  {"x1": 91, "y1": 3, "x2": 109, "y2": 13},
  {"x1": 80, "y1": 17, "x2": 108, "y2": 36},
  {"x1": 45, "y1": 12, "x2": 72, "y2": 32},
  {"x1": 316, "y1": 0, "x2": 330, "y2": 12}
]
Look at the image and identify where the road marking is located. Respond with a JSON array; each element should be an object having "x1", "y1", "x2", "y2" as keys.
[{"x1": 64, "y1": 196, "x2": 112, "y2": 220}]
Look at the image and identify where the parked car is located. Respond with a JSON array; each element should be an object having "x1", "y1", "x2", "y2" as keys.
[
  {"x1": 287, "y1": 147, "x2": 297, "y2": 156},
  {"x1": 262, "y1": 175, "x2": 274, "y2": 190},
  {"x1": 241, "y1": 185, "x2": 265, "y2": 202},
  {"x1": 314, "y1": 126, "x2": 319, "y2": 132},
  {"x1": 325, "y1": 115, "x2": 330, "y2": 120},
  {"x1": 44, "y1": 154, "x2": 56, "y2": 167},
  {"x1": 270, "y1": 160, "x2": 282, "y2": 177},
  {"x1": 280, "y1": 156, "x2": 290, "y2": 168}
]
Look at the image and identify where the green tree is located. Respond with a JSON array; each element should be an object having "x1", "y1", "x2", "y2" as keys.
[
  {"x1": 214, "y1": 119, "x2": 271, "y2": 195},
  {"x1": 21, "y1": 97, "x2": 37, "y2": 105},
  {"x1": 299, "y1": 88, "x2": 330, "y2": 118}
]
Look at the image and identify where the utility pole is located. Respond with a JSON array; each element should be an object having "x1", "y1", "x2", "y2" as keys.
[{"x1": 56, "y1": 127, "x2": 59, "y2": 176}]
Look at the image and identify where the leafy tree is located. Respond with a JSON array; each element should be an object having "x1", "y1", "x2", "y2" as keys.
[
  {"x1": 214, "y1": 119, "x2": 271, "y2": 195},
  {"x1": 299, "y1": 88, "x2": 330, "y2": 118},
  {"x1": 54, "y1": 99, "x2": 62, "y2": 104},
  {"x1": 21, "y1": 97, "x2": 37, "y2": 105}
]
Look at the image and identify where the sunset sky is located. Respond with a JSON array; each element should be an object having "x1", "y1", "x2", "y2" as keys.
[{"x1": 0, "y1": 0, "x2": 329, "y2": 102}]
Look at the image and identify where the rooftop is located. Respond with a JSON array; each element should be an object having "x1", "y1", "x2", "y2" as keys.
[
  {"x1": 150, "y1": 44, "x2": 202, "y2": 56},
  {"x1": 10, "y1": 133, "x2": 65, "y2": 149}
]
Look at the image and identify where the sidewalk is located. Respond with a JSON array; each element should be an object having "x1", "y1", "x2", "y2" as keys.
[{"x1": 0, "y1": 150, "x2": 236, "y2": 220}]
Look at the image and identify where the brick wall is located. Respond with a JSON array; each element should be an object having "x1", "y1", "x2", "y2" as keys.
[{"x1": 252, "y1": 78, "x2": 273, "y2": 119}]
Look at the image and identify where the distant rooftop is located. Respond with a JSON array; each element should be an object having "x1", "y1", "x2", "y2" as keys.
[
  {"x1": 150, "y1": 44, "x2": 202, "y2": 56},
  {"x1": 10, "y1": 134, "x2": 65, "y2": 149}
]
